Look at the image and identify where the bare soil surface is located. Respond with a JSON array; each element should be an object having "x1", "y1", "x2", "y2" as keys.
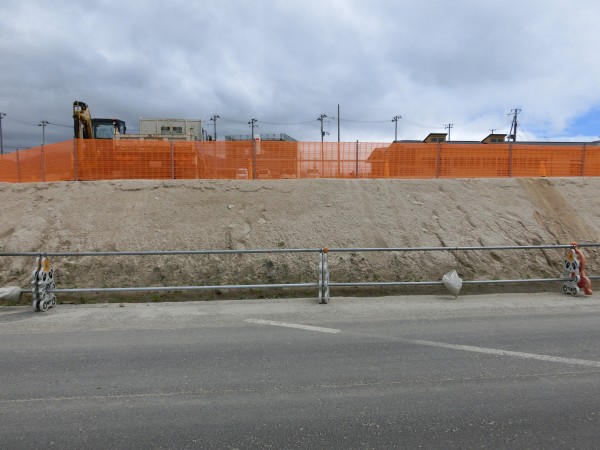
[{"x1": 1, "y1": 178, "x2": 599, "y2": 301}]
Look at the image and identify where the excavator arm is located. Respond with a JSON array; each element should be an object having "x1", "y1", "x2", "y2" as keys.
[{"x1": 73, "y1": 101, "x2": 94, "y2": 139}]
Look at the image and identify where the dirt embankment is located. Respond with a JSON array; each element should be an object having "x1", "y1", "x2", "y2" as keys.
[{"x1": 0, "y1": 178, "x2": 598, "y2": 300}]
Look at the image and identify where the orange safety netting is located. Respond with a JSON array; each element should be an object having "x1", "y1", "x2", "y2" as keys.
[{"x1": 1, "y1": 139, "x2": 599, "y2": 183}]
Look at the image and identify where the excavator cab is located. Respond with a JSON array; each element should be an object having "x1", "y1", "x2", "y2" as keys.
[
  {"x1": 92, "y1": 118, "x2": 126, "y2": 139},
  {"x1": 73, "y1": 101, "x2": 126, "y2": 139}
]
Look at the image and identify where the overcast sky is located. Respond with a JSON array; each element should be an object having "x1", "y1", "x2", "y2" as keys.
[{"x1": 2, "y1": 0, "x2": 600, "y2": 151}]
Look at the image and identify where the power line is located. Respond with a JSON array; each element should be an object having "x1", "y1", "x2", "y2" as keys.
[
  {"x1": 339, "y1": 118, "x2": 390, "y2": 123},
  {"x1": 401, "y1": 117, "x2": 444, "y2": 130},
  {"x1": 259, "y1": 119, "x2": 316, "y2": 126},
  {"x1": 5, "y1": 114, "x2": 38, "y2": 127},
  {"x1": 47, "y1": 121, "x2": 72, "y2": 128},
  {"x1": 219, "y1": 116, "x2": 249, "y2": 125}
]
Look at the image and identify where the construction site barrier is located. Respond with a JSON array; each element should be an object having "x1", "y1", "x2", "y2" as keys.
[
  {"x1": 2, "y1": 140, "x2": 600, "y2": 182},
  {"x1": 1, "y1": 243, "x2": 598, "y2": 305}
]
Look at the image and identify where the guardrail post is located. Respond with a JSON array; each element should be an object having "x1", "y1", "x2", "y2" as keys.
[{"x1": 319, "y1": 247, "x2": 330, "y2": 304}]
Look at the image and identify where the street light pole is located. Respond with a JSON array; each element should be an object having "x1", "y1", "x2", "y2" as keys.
[{"x1": 0, "y1": 112, "x2": 6, "y2": 155}]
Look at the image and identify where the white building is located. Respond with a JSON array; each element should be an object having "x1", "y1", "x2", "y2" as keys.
[{"x1": 138, "y1": 118, "x2": 204, "y2": 141}]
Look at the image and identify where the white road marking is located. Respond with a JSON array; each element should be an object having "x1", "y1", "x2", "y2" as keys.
[
  {"x1": 245, "y1": 319, "x2": 341, "y2": 334},
  {"x1": 409, "y1": 339, "x2": 600, "y2": 368}
]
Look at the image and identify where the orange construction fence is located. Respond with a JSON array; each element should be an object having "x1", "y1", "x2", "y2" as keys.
[{"x1": 1, "y1": 139, "x2": 600, "y2": 183}]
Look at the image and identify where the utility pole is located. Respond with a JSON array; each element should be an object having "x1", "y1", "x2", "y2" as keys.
[
  {"x1": 337, "y1": 105, "x2": 340, "y2": 143},
  {"x1": 38, "y1": 120, "x2": 49, "y2": 182},
  {"x1": 38, "y1": 120, "x2": 49, "y2": 146},
  {"x1": 318, "y1": 114, "x2": 328, "y2": 142},
  {"x1": 0, "y1": 112, "x2": 6, "y2": 155},
  {"x1": 317, "y1": 114, "x2": 328, "y2": 176},
  {"x1": 249, "y1": 118, "x2": 257, "y2": 179},
  {"x1": 249, "y1": 118, "x2": 257, "y2": 140},
  {"x1": 444, "y1": 123, "x2": 454, "y2": 141},
  {"x1": 337, "y1": 105, "x2": 340, "y2": 176},
  {"x1": 209, "y1": 114, "x2": 219, "y2": 141},
  {"x1": 508, "y1": 108, "x2": 520, "y2": 142},
  {"x1": 392, "y1": 115, "x2": 402, "y2": 142}
]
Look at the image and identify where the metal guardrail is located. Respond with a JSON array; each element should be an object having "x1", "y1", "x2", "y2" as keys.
[{"x1": 1, "y1": 243, "x2": 597, "y2": 306}]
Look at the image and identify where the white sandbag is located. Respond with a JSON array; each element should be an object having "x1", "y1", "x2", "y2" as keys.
[
  {"x1": 442, "y1": 270, "x2": 462, "y2": 298},
  {"x1": 0, "y1": 286, "x2": 22, "y2": 302}
]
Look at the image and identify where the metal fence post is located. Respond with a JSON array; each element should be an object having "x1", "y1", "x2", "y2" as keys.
[
  {"x1": 73, "y1": 139, "x2": 79, "y2": 181},
  {"x1": 355, "y1": 140, "x2": 359, "y2": 179},
  {"x1": 436, "y1": 141, "x2": 441, "y2": 178},
  {"x1": 508, "y1": 141, "x2": 513, "y2": 178},
  {"x1": 16, "y1": 149, "x2": 21, "y2": 183},
  {"x1": 581, "y1": 143, "x2": 586, "y2": 177},
  {"x1": 171, "y1": 142, "x2": 175, "y2": 179},
  {"x1": 41, "y1": 144, "x2": 46, "y2": 182}
]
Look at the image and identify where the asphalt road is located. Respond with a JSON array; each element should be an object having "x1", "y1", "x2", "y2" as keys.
[{"x1": 1, "y1": 293, "x2": 599, "y2": 449}]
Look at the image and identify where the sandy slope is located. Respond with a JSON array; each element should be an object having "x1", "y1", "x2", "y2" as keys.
[{"x1": 0, "y1": 178, "x2": 598, "y2": 300}]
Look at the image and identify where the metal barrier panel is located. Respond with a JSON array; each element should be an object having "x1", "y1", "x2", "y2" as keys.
[{"x1": 2, "y1": 244, "x2": 597, "y2": 306}]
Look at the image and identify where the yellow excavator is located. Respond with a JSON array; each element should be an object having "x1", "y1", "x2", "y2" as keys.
[{"x1": 73, "y1": 101, "x2": 126, "y2": 139}]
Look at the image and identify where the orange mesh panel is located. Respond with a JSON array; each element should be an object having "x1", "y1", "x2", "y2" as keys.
[
  {"x1": 584, "y1": 146, "x2": 600, "y2": 176},
  {"x1": 440, "y1": 144, "x2": 510, "y2": 178},
  {"x1": 195, "y1": 141, "x2": 255, "y2": 179},
  {"x1": 173, "y1": 142, "x2": 203, "y2": 179},
  {"x1": 2, "y1": 139, "x2": 599, "y2": 183},
  {"x1": 0, "y1": 151, "x2": 20, "y2": 182},
  {"x1": 254, "y1": 141, "x2": 301, "y2": 179},
  {"x1": 380, "y1": 143, "x2": 439, "y2": 178},
  {"x1": 511, "y1": 145, "x2": 583, "y2": 177},
  {"x1": 42, "y1": 141, "x2": 75, "y2": 181},
  {"x1": 77, "y1": 139, "x2": 174, "y2": 180},
  {"x1": 12, "y1": 147, "x2": 44, "y2": 182},
  {"x1": 294, "y1": 142, "x2": 377, "y2": 178}
]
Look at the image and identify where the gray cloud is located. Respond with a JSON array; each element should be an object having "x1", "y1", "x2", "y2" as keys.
[{"x1": 2, "y1": 0, "x2": 600, "y2": 151}]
